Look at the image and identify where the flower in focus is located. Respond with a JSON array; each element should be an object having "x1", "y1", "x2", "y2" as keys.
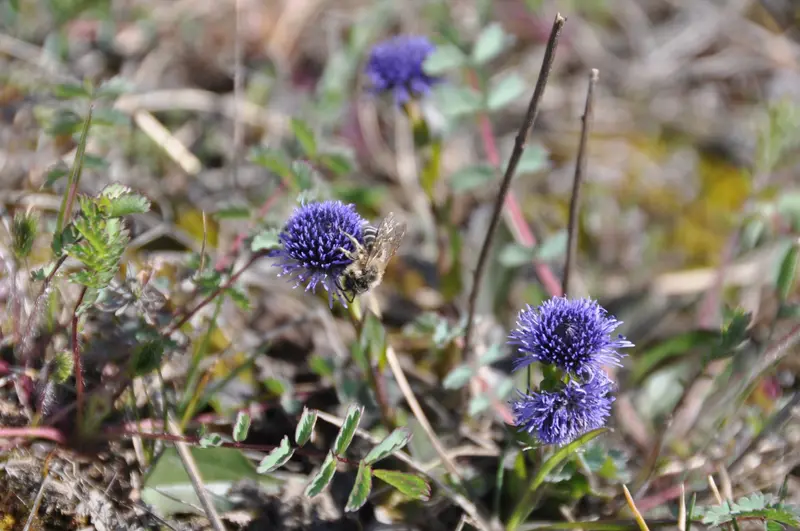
[
  {"x1": 509, "y1": 296, "x2": 633, "y2": 377},
  {"x1": 365, "y1": 35, "x2": 440, "y2": 105},
  {"x1": 512, "y1": 372, "x2": 615, "y2": 446},
  {"x1": 271, "y1": 200, "x2": 365, "y2": 307}
]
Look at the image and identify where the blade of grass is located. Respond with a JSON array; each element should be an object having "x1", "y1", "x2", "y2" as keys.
[
  {"x1": 56, "y1": 102, "x2": 94, "y2": 236},
  {"x1": 622, "y1": 484, "x2": 651, "y2": 531}
]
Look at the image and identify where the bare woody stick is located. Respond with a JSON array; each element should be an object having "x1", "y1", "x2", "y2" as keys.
[
  {"x1": 462, "y1": 13, "x2": 566, "y2": 360},
  {"x1": 563, "y1": 68, "x2": 599, "y2": 296}
]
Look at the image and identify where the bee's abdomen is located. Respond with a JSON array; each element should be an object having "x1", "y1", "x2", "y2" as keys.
[{"x1": 363, "y1": 224, "x2": 378, "y2": 248}]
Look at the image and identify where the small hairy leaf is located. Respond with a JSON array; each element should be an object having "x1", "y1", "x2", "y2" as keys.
[
  {"x1": 478, "y1": 344, "x2": 505, "y2": 366},
  {"x1": 487, "y1": 74, "x2": 526, "y2": 111},
  {"x1": 98, "y1": 184, "x2": 151, "y2": 217},
  {"x1": 776, "y1": 242, "x2": 799, "y2": 301},
  {"x1": 423, "y1": 44, "x2": 466, "y2": 75},
  {"x1": 257, "y1": 435, "x2": 294, "y2": 473},
  {"x1": 290, "y1": 118, "x2": 317, "y2": 157},
  {"x1": 333, "y1": 404, "x2": 363, "y2": 455},
  {"x1": 251, "y1": 229, "x2": 281, "y2": 252},
  {"x1": 304, "y1": 452, "x2": 337, "y2": 497},
  {"x1": 345, "y1": 461, "x2": 372, "y2": 512},
  {"x1": 442, "y1": 364, "x2": 474, "y2": 390},
  {"x1": 364, "y1": 428, "x2": 412, "y2": 465},
  {"x1": 130, "y1": 339, "x2": 165, "y2": 376},
  {"x1": 295, "y1": 407, "x2": 317, "y2": 447},
  {"x1": 718, "y1": 309, "x2": 752, "y2": 354},
  {"x1": 52, "y1": 351, "x2": 74, "y2": 384},
  {"x1": 199, "y1": 434, "x2": 224, "y2": 448},
  {"x1": 12, "y1": 212, "x2": 38, "y2": 260},
  {"x1": 534, "y1": 231, "x2": 568, "y2": 261},
  {"x1": 233, "y1": 412, "x2": 251, "y2": 442},
  {"x1": 373, "y1": 470, "x2": 430, "y2": 501},
  {"x1": 471, "y1": 23, "x2": 509, "y2": 64}
]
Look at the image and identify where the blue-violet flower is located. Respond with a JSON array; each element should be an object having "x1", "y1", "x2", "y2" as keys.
[
  {"x1": 365, "y1": 35, "x2": 440, "y2": 105},
  {"x1": 512, "y1": 371, "x2": 616, "y2": 446},
  {"x1": 272, "y1": 200, "x2": 366, "y2": 307},
  {"x1": 509, "y1": 296, "x2": 633, "y2": 377}
]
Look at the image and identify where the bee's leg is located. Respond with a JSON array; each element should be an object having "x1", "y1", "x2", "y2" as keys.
[
  {"x1": 338, "y1": 247, "x2": 356, "y2": 260},
  {"x1": 338, "y1": 229, "x2": 363, "y2": 250}
]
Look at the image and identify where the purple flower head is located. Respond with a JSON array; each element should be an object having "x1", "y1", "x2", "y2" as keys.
[
  {"x1": 365, "y1": 35, "x2": 440, "y2": 105},
  {"x1": 509, "y1": 297, "x2": 633, "y2": 377},
  {"x1": 512, "y1": 372, "x2": 616, "y2": 446},
  {"x1": 272, "y1": 200, "x2": 366, "y2": 307}
]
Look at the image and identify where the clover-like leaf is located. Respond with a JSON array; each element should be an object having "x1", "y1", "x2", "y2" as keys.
[
  {"x1": 442, "y1": 364, "x2": 474, "y2": 390},
  {"x1": 333, "y1": 404, "x2": 363, "y2": 455},
  {"x1": 233, "y1": 412, "x2": 251, "y2": 443},
  {"x1": 295, "y1": 407, "x2": 317, "y2": 447},
  {"x1": 257, "y1": 435, "x2": 294, "y2": 474},
  {"x1": 304, "y1": 451, "x2": 337, "y2": 497},
  {"x1": 345, "y1": 461, "x2": 372, "y2": 512},
  {"x1": 373, "y1": 470, "x2": 430, "y2": 501},
  {"x1": 364, "y1": 428, "x2": 411, "y2": 465}
]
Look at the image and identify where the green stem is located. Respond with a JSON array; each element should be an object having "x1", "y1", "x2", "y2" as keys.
[{"x1": 346, "y1": 299, "x2": 396, "y2": 430}]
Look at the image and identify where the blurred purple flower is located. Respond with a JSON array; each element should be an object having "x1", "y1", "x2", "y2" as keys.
[
  {"x1": 271, "y1": 200, "x2": 365, "y2": 307},
  {"x1": 509, "y1": 297, "x2": 633, "y2": 377},
  {"x1": 365, "y1": 35, "x2": 440, "y2": 105},
  {"x1": 512, "y1": 371, "x2": 615, "y2": 446}
]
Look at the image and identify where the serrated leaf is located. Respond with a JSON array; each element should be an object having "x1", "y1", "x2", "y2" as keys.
[
  {"x1": 433, "y1": 85, "x2": 484, "y2": 118},
  {"x1": 304, "y1": 451, "x2": 337, "y2": 497},
  {"x1": 290, "y1": 160, "x2": 318, "y2": 190},
  {"x1": 487, "y1": 74, "x2": 526, "y2": 111},
  {"x1": 345, "y1": 461, "x2": 372, "y2": 512},
  {"x1": 250, "y1": 147, "x2": 292, "y2": 178},
  {"x1": 98, "y1": 184, "x2": 151, "y2": 217},
  {"x1": 233, "y1": 412, "x2": 251, "y2": 442},
  {"x1": 199, "y1": 433, "x2": 224, "y2": 448},
  {"x1": 449, "y1": 164, "x2": 495, "y2": 192},
  {"x1": 257, "y1": 435, "x2": 295, "y2": 473},
  {"x1": 291, "y1": 118, "x2": 317, "y2": 157},
  {"x1": 442, "y1": 364, "x2": 474, "y2": 389},
  {"x1": 364, "y1": 428, "x2": 411, "y2": 465},
  {"x1": 295, "y1": 407, "x2": 317, "y2": 446},
  {"x1": 251, "y1": 229, "x2": 281, "y2": 252},
  {"x1": 423, "y1": 44, "x2": 466, "y2": 75},
  {"x1": 373, "y1": 470, "x2": 430, "y2": 501},
  {"x1": 776, "y1": 242, "x2": 799, "y2": 301},
  {"x1": 333, "y1": 404, "x2": 363, "y2": 455},
  {"x1": 471, "y1": 23, "x2": 509, "y2": 64}
]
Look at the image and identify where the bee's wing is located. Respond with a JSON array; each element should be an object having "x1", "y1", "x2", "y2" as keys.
[{"x1": 365, "y1": 212, "x2": 407, "y2": 267}]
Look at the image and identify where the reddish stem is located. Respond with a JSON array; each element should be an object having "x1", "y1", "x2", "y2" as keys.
[
  {"x1": 72, "y1": 286, "x2": 87, "y2": 429},
  {"x1": 0, "y1": 426, "x2": 68, "y2": 445}
]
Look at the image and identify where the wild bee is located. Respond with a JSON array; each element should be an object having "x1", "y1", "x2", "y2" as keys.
[{"x1": 337, "y1": 212, "x2": 407, "y2": 303}]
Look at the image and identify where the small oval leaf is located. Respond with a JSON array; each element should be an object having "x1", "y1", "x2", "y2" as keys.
[
  {"x1": 471, "y1": 23, "x2": 509, "y2": 64},
  {"x1": 295, "y1": 407, "x2": 317, "y2": 447},
  {"x1": 345, "y1": 461, "x2": 372, "y2": 512},
  {"x1": 423, "y1": 44, "x2": 466, "y2": 75},
  {"x1": 776, "y1": 241, "x2": 799, "y2": 301},
  {"x1": 257, "y1": 435, "x2": 294, "y2": 474},
  {"x1": 290, "y1": 118, "x2": 317, "y2": 157},
  {"x1": 442, "y1": 364, "x2": 474, "y2": 390},
  {"x1": 233, "y1": 412, "x2": 251, "y2": 442},
  {"x1": 304, "y1": 451, "x2": 337, "y2": 498},
  {"x1": 364, "y1": 428, "x2": 412, "y2": 465},
  {"x1": 333, "y1": 404, "x2": 364, "y2": 455},
  {"x1": 487, "y1": 74, "x2": 526, "y2": 111},
  {"x1": 373, "y1": 470, "x2": 431, "y2": 501}
]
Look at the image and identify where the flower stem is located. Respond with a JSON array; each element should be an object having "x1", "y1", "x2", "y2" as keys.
[
  {"x1": 346, "y1": 298, "x2": 396, "y2": 430},
  {"x1": 72, "y1": 286, "x2": 87, "y2": 431}
]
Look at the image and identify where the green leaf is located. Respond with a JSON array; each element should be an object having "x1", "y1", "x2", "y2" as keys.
[
  {"x1": 257, "y1": 435, "x2": 295, "y2": 473},
  {"x1": 295, "y1": 407, "x2": 317, "y2": 447},
  {"x1": 130, "y1": 339, "x2": 166, "y2": 376},
  {"x1": 718, "y1": 309, "x2": 752, "y2": 354},
  {"x1": 52, "y1": 350, "x2": 74, "y2": 384},
  {"x1": 95, "y1": 76, "x2": 134, "y2": 99},
  {"x1": 345, "y1": 461, "x2": 372, "y2": 512},
  {"x1": 449, "y1": 164, "x2": 495, "y2": 192},
  {"x1": 214, "y1": 206, "x2": 251, "y2": 220},
  {"x1": 468, "y1": 394, "x2": 491, "y2": 416},
  {"x1": 44, "y1": 164, "x2": 70, "y2": 189},
  {"x1": 251, "y1": 228, "x2": 281, "y2": 252},
  {"x1": 776, "y1": 242, "x2": 799, "y2": 301},
  {"x1": 291, "y1": 118, "x2": 317, "y2": 157},
  {"x1": 471, "y1": 23, "x2": 509, "y2": 64},
  {"x1": 433, "y1": 85, "x2": 484, "y2": 118},
  {"x1": 516, "y1": 144, "x2": 549, "y2": 174},
  {"x1": 318, "y1": 152, "x2": 353, "y2": 176},
  {"x1": 54, "y1": 82, "x2": 91, "y2": 99},
  {"x1": 98, "y1": 184, "x2": 151, "y2": 217},
  {"x1": 506, "y1": 428, "x2": 609, "y2": 530},
  {"x1": 12, "y1": 212, "x2": 38, "y2": 260},
  {"x1": 478, "y1": 344, "x2": 506, "y2": 366},
  {"x1": 233, "y1": 412, "x2": 251, "y2": 442},
  {"x1": 249, "y1": 147, "x2": 292, "y2": 178},
  {"x1": 199, "y1": 433, "x2": 224, "y2": 448},
  {"x1": 423, "y1": 44, "x2": 466, "y2": 75},
  {"x1": 499, "y1": 243, "x2": 536, "y2": 268},
  {"x1": 487, "y1": 74, "x2": 526, "y2": 111},
  {"x1": 333, "y1": 404, "x2": 363, "y2": 455},
  {"x1": 364, "y1": 428, "x2": 412, "y2": 465},
  {"x1": 373, "y1": 470, "x2": 431, "y2": 501},
  {"x1": 304, "y1": 451, "x2": 337, "y2": 497},
  {"x1": 631, "y1": 330, "x2": 720, "y2": 383},
  {"x1": 442, "y1": 364, "x2": 474, "y2": 390},
  {"x1": 534, "y1": 231, "x2": 568, "y2": 261}
]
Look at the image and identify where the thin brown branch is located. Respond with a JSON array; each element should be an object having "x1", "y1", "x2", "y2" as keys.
[
  {"x1": 72, "y1": 286, "x2": 87, "y2": 429},
  {"x1": 462, "y1": 13, "x2": 566, "y2": 361},
  {"x1": 563, "y1": 69, "x2": 599, "y2": 296}
]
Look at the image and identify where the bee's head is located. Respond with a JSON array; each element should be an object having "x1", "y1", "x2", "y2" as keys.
[{"x1": 341, "y1": 267, "x2": 379, "y2": 295}]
